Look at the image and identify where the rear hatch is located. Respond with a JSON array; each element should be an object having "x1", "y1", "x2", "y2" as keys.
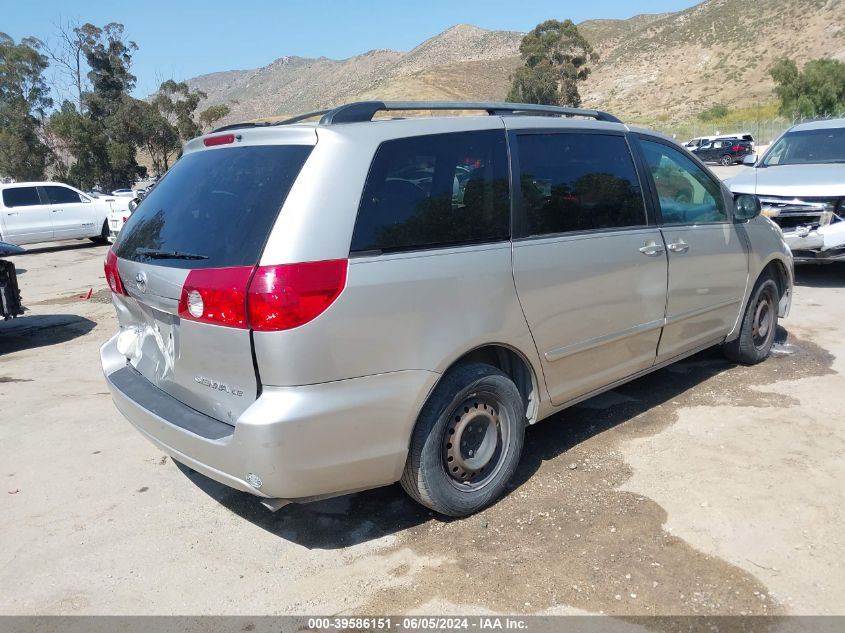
[{"x1": 110, "y1": 135, "x2": 314, "y2": 424}]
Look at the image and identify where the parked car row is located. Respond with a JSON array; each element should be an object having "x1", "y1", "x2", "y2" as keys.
[{"x1": 100, "y1": 101, "x2": 794, "y2": 517}]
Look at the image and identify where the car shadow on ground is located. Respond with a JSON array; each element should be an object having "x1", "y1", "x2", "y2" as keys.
[
  {"x1": 177, "y1": 336, "x2": 770, "y2": 550},
  {"x1": 15, "y1": 241, "x2": 108, "y2": 256},
  {"x1": 0, "y1": 314, "x2": 96, "y2": 355},
  {"x1": 794, "y1": 262, "x2": 845, "y2": 288}
]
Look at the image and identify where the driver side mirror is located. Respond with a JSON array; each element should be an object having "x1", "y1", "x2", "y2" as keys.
[
  {"x1": 128, "y1": 198, "x2": 138, "y2": 213},
  {"x1": 742, "y1": 153, "x2": 757, "y2": 166},
  {"x1": 734, "y1": 194, "x2": 761, "y2": 221}
]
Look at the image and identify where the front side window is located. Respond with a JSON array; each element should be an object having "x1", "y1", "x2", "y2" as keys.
[
  {"x1": 639, "y1": 139, "x2": 727, "y2": 225},
  {"x1": 350, "y1": 130, "x2": 510, "y2": 254},
  {"x1": 44, "y1": 185, "x2": 82, "y2": 205},
  {"x1": 517, "y1": 133, "x2": 646, "y2": 237},
  {"x1": 2, "y1": 187, "x2": 41, "y2": 208}
]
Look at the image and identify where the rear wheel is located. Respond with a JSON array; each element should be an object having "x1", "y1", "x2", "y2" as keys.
[
  {"x1": 720, "y1": 154, "x2": 734, "y2": 166},
  {"x1": 401, "y1": 363, "x2": 525, "y2": 517},
  {"x1": 724, "y1": 276, "x2": 779, "y2": 364},
  {"x1": 90, "y1": 219, "x2": 109, "y2": 243}
]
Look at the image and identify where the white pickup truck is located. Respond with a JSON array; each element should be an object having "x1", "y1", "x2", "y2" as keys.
[{"x1": 0, "y1": 182, "x2": 117, "y2": 246}]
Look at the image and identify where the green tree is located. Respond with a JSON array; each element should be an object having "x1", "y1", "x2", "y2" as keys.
[
  {"x1": 771, "y1": 57, "x2": 845, "y2": 118},
  {"x1": 152, "y1": 79, "x2": 206, "y2": 142},
  {"x1": 0, "y1": 33, "x2": 52, "y2": 180},
  {"x1": 137, "y1": 100, "x2": 180, "y2": 175},
  {"x1": 507, "y1": 19, "x2": 597, "y2": 107},
  {"x1": 198, "y1": 103, "x2": 231, "y2": 131},
  {"x1": 52, "y1": 22, "x2": 145, "y2": 190}
]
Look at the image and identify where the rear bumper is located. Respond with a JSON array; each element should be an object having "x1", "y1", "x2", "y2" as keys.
[{"x1": 101, "y1": 333, "x2": 439, "y2": 502}]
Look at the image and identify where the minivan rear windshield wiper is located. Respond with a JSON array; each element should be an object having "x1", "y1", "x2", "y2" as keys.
[{"x1": 134, "y1": 248, "x2": 209, "y2": 260}]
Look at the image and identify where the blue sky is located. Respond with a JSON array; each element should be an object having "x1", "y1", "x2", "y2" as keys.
[{"x1": 3, "y1": 0, "x2": 700, "y2": 97}]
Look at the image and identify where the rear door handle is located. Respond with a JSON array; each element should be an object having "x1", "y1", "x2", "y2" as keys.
[
  {"x1": 667, "y1": 239, "x2": 689, "y2": 253},
  {"x1": 639, "y1": 241, "x2": 665, "y2": 257}
]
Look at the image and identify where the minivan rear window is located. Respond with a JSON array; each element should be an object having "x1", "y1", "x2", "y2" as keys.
[
  {"x1": 350, "y1": 130, "x2": 510, "y2": 254},
  {"x1": 115, "y1": 145, "x2": 312, "y2": 268}
]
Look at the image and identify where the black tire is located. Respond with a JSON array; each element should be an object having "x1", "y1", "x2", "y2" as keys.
[
  {"x1": 90, "y1": 219, "x2": 109, "y2": 243},
  {"x1": 720, "y1": 154, "x2": 734, "y2": 166},
  {"x1": 401, "y1": 362, "x2": 525, "y2": 517},
  {"x1": 723, "y1": 276, "x2": 779, "y2": 365}
]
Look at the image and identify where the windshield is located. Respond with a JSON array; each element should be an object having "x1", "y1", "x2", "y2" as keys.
[
  {"x1": 762, "y1": 127, "x2": 845, "y2": 166},
  {"x1": 115, "y1": 144, "x2": 312, "y2": 269}
]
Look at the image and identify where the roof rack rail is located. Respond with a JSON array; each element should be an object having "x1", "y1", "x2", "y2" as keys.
[
  {"x1": 209, "y1": 101, "x2": 622, "y2": 134},
  {"x1": 318, "y1": 101, "x2": 623, "y2": 125}
]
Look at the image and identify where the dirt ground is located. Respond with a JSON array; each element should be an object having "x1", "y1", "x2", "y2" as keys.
[{"x1": 1, "y1": 240, "x2": 844, "y2": 619}]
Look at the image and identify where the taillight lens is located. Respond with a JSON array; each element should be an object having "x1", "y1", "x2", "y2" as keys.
[
  {"x1": 248, "y1": 260, "x2": 348, "y2": 331},
  {"x1": 177, "y1": 260, "x2": 347, "y2": 331},
  {"x1": 732, "y1": 144, "x2": 743, "y2": 152},
  {"x1": 104, "y1": 249, "x2": 125, "y2": 295},
  {"x1": 178, "y1": 267, "x2": 253, "y2": 328}
]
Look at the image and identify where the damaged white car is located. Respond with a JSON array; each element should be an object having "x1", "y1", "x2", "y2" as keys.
[{"x1": 730, "y1": 118, "x2": 845, "y2": 263}]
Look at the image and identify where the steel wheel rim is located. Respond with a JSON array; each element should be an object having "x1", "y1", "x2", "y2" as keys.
[
  {"x1": 443, "y1": 394, "x2": 509, "y2": 491},
  {"x1": 752, "y1": 289, "x2": 774, "y2": 349}
]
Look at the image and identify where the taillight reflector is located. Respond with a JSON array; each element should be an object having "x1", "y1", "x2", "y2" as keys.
[
  {"x1": 203, "y1": 134, "x2": 235, "y2": 147},
  {"x1": 104, "y1": 249, "x2": 125, "y2": 295},
  {"x1": 177, "y1": 260, "x2": 348, "y2": 331},
  {"x1": 178, "y1": 267, "x2": 253, "y2": 328}
]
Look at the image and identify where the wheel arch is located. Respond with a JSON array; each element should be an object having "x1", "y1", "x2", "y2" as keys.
[
  {"x1": 427, "y1": 343, "x2": 542, "y2": 427},
  {"x1": 728, "y1": 254, "x2": 792, "y2": 342}
]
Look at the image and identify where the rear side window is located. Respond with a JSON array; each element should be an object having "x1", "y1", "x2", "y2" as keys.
[
  {"x1": 44, "y1": 185, "x2": 82, "y2": 204},
  {"x1": 516, "y1": 133, "x2": 646, "y2": 237},
  {"x1": 2, "y1": 187, "x2": 41, "y2": 208},
  {"x1": 350, "y1": 130, "x2": 510, "y2": 254},
  {"x1": 115, "y1": 145, "x2": 312, "y2": 269}
]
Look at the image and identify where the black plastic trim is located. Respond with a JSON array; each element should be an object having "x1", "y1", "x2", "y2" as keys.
[{"x1": 108, "y1": 366, "x2": 235, "y2": 440}]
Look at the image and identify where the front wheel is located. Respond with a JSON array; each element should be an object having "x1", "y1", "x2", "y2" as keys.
[
  {"x1": 724, "y1": 277, "x2": 779, "y2": 364},
  {"x1": 401, "y1": 363, "x2": 525, "y2": 517},
  {"x1": 720, "y1": 154, "x2": 734, "y2": 166}
]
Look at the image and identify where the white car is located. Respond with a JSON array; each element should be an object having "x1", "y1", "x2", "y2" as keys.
[
  {"x1": 0, "y1": 182, "x2": 114, "y2": 246},
  {"x1": 107, "y1": 204, "x2": 134, "y2": 243}
]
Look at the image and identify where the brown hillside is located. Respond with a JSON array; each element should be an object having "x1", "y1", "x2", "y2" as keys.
[{"x1": 184, "y1": 0, "x2": 845, "y2": 126}]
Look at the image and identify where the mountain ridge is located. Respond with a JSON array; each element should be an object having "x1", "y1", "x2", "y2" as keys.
[{"x1": 184, "y1": 0, "x2": 845, "y2": 125}]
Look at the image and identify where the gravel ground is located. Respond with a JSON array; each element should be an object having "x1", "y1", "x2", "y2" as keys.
[{"x1": 1, "y1": 240, "x2": 844, "y2": 620}]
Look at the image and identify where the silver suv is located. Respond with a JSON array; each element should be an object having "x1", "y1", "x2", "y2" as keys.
[
  {"x1": 101, "y1": 101, "x2": 794, "y2": 517},
  {"x1": 729, "y1": 118, "x2": 845, "y2": 263}
]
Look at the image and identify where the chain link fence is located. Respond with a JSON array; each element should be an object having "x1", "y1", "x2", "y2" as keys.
[{"x1": 650, "y1": 110, "x2": 845, "y2": 146}]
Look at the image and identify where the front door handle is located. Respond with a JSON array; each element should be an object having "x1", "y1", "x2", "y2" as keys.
[
  {"x1": 52, "y1": 208, "x2": 62, "y2": 213},
  {"x1": 667, "y1": 239, "x2": 689, "y2": 253},
  {"x1": 639, "y1": 241, "x2": 665, "y2": 257}
]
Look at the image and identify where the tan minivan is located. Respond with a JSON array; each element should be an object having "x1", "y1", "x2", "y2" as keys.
[{"x1": 101, "y1": 101, "x2": 793, "y2": 517}]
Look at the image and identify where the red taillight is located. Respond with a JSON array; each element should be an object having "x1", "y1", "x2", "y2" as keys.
[
  {"x1": 203, "y1": 134, "x2": 235, "y2": 147},
  {"x1": 178, "y1": 267, "x2": 253, "y2": 328},
  {"x1": 122, "y1": 215, "x2": 128, "y2": 223},
  {"x1": 177, "y1": 260, "x2": 347, "y2": 331},
  {"x1": 248, "y1": 260, "x2": 348, "y2": 331},
  {"x1": 733, "y1": 144, "x2": 743, "y2": 152},
  {"x1": 104, "y1": 249, "x2": 125, "y2": 295}
]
